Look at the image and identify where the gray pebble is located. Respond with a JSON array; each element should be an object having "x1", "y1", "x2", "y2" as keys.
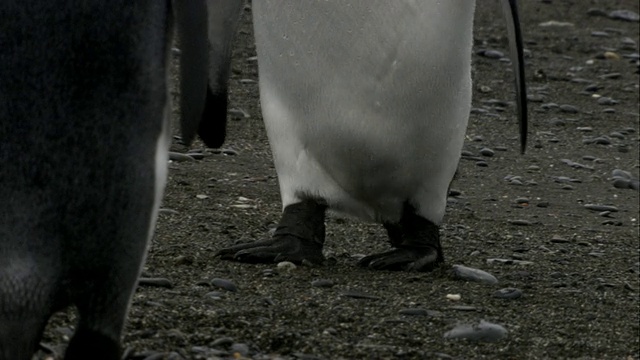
[
  {"x1": 478, "y1": 49, "x2": 504, "y2": 59},
  {"x1": 487, "y1": 258, "x2": 534, "y2": 265},
  {"x1": 599, "y1": 72, "x2": 622, "y2": 80},
  {"x1": 212, "y1": 337, "x2": 234, "y2": 347},
  {"x1": 584, "y1": 204, "x2": 619, "y2": 212},
  {"x1": 168, "y1": 152, "x2": 195, "y2": 162},
  {"x1": 597, "y1": 97, "x2": 619, "y2": 105},
  {"x1": 551, "y1": 235, "x2": 570, "y2": 243},
  {"x1": 612, "y1": 169, "x2": 632, "y2": 179},
  {"x1": 476, "y1": 161, "x2": 488, "y2": 167},
  {"x1": 311, "y1": 279, "x2": 334, "y2": 288},
  {"x1": 398, "y1": 308, "x2": 437, "y2": 316},
  {"x1": 449, "y1": 305, "x2": 477, "y2": 311},
  {"x1": 211, "y1": 278, "x2": 238, "y2": 292},
  {"x1": 138, "y1": 277, "x2": 173, "y2": 288},
  {"x1": 444, "y1": 321, "x2": 508, "y2": 342},
  {"x1": 230, "y1": 343, "x2": 250, "y2": 357},
  {"x1": 450, "y1": 264, "x2": 499, "y2": 285},
  {"x1": 493, "y1": 287, "x2": 523, "y2": 299},
  {"x1": 591, "y1": 31, "x2": 610, "y2": 37},
  {"x1": 508, "y1": 219, "x2": 532, "y2": 226},
  {"x1": 221, "y1": 148, "x2": 238, "y2": 156},
  {"x1": 609, "y1": 9, "x2": 640, "y2": 22},
  {"x1": 612, "y1": 178, "x2": 631, "y2": 189},
  {"x1": 479, "y1": 147, "x2": 495, "y2": 157},
  {"x1": 341, "y1": 290, "x2": 381, "y2": 300},
  {"x1": 587, "y1": 8, "x2": 608, "y2": 17},
  {"x1": 559, "y1": 104, "x2": 579, "y2": 113},
  {"x1": 204, "y1": 291, "x2": 225, "y2": 302}
]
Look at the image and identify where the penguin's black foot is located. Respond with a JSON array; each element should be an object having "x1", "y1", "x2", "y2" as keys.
[
  {"x1": 217, "y1": 199, "x2": 327, "y2": 265},
  {"x1": 358, "y1": 202, "x2": 444, "y2": 272},
  {"x1": 357, "y1": 246, "x2": 442, "y2": 271}
]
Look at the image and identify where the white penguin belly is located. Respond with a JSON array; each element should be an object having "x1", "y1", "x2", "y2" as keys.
[{"x1": 254, "y1": 0, "x2": 475, "y2": 224}]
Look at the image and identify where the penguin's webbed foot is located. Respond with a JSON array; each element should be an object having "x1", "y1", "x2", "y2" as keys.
[
  {"x1": 357, "y1": 246, "x2": 442, "y2": 271},
  {"x1": 217, "y1": 236, "x2": 325, "y2": 265},
  {"x1": 358, "y1": 202, "x2": 444, "y2": 272},
  {"x1": 217, "y1": 199, "x2": 327, "y2": 265}
]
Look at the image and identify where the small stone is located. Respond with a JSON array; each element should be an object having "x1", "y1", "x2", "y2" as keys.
[
  {"x1": 479, "y1": 148, "x2": 495, "y2": 157},
  {"x1": 493, "y1": 287, "x2": 523, "y2": 299},
  {"x1": 559, "y1": 104, "x2": 579, "y2": 113},
  {"x1": 341, "y1": 290, "x2": 381, "y2": 300},
  {"x1": 196, "y1": 194, "x2": 209, "y2": 199},
  {"x1": 138, "y1": 277, "x2": 173, "y2": 288},
  {"x1": 446, "y1": 294, "x2": 462, "y2": 301},
  {"x1": 478, "y1": 49, "x2": 504, "y2": 59},
  {"x1": 449, "y1": 305, "x2": 477, "y2": 311},
  {"x1": 597, "y1": 97, "x2": 618, "y2": 105},
  {"x1": 608, "y1": 9, "x2": 640, "y2": 22},
  {"x1": 444, "y1": 321, "x2": 508, "y2": 342},
  {"x1": 450, "y1": 265, "x2": 499, "y2": 285},
  {"x1": 211, "y1": 278, "x2": 238, "y2": 292},
  {"x1": 591, "y1": 31, "x2": 610, "y2": 37},
  {"x1": 508, "y1": 219, "x2": 532, "y2": 226},
  {"x1": 277, "y1": 261, "x2": 297, "y2": 271},
  {"x1": 398, "y1": 308, "x2": 435, "y2": 316},
  {"x1": 168, "y1": 152, "x2": 195, "y2": 162},
  {"x1": 551, "y1": 235, "x2": 570, "y2": 243},
  {"x1": 584, "y1": 204, "x2": 619, "y2": 212},
  {"x1": 587, "y1": 8, "x2": 608, "y2": 17},
  {"x1": 311, "y1": 279, "x2": 334, "y2": 288},
  {"x1": 230, "y1": 343, "x2": 250, "y2": 357}
]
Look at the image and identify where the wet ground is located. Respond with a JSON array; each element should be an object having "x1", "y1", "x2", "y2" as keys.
[{"x1": 39, "y1": 1, "x2": 639, "y2": 359}]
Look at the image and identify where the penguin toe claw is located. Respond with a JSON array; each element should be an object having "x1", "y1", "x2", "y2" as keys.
[
  {"x1": 357, "y1": 247, "x2": 443, "y2": 272},
  {"x1": 217, "y1": 236, "x2": 325, "y2": 265}
]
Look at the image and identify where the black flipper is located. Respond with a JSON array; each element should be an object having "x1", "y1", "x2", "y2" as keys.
[
  {"x1": 217, "y1": 200, "x2": 327, "y2": 265},
  {"x1": 197, "y1": 0, "x2": 244, "y2": 148},
  {"x1": 173, "y1": 0, "x2": 209, "y2": 146},
  {"x1": 501, "y1": 0, "x2": 528, "y2": 154}
]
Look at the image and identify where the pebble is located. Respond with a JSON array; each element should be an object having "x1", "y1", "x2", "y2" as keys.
[
  {"x1": 609, "y1": 9, "x2": 640, "y2": 22},
  {"x1": 590, "y1": 31, "x2": 609, "y2": 37},
  {"x1": 211, "y1": 278, "x2": 238, "y2": 292},
  {"x1": 138, "y1": 277, "x2": 173, "y2": 288},
  {"x1": 446, "y1": 294, "x2": 462, "y2": 301},
  {"x1": 477, "y1": 49, "x2": 504, "y2": 59},
  {"x1": 450, "y1": 264, "x2": 499, "y2": 285},
  {"x1": 583, "y1": 204, "x2": 619, "y2": 212},
  {"x1": 398, "y1": 308, "x2": 436, "y2": 316},
  {"x1": 231, "y1": 343, "x2": 250, "y2": 357},
  {"x1": 168, "y1": 152, "x2": 195, "y2": 162},
  {"x1": 560, "y1": 159, "x2": 594, "y2": 170},
  {"x1": 444, "y1": 321, "x2": 508, "y2": 342},
  {"x1": 508, "y1": 219, "x2": 532, "y2": 226},
  {"x1": 449, "y1": 305, "x2": 477, "y2": 311},
  {"x1": 311, "y1": 279, "x2": 334, "y2": 288},
  {"x1": 277, "y1": 261, "x2": 297, "y2": 272},
  {"x1": 493, "y1": 287, "x2": 523, "y2": 299},
  {"x1": 487, "y1": 258, "x2": 534, "y2": 266},
  {"x1": 479, "y1": 148, "x2": 495, "y2": 157},
  {"x1": 204, "y1": 291, "x2": 225, "y2": 301},
  {"x1": 597, "y1": 97, "x2": 618, "y2": 105},
  {"x1": 559, "y1": 104, "x2": 579, "y2": 113},
  {"x1": 341, "y1": 290, "x2": 381, "y2": 300},
  {"x1": 551, "y1": 235, "x2": 570, "y2": 243}
]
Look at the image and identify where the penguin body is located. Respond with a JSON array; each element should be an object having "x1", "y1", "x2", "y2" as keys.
[
  {"x1": 219, "y1": 0, "x2": 526, "y2": 271},
  {"x1": 0, "y1": 1, "x2": 230, "y2": 358},
  {"x1": 256, "y1": 0, "x2": 475, "y2": 224}
]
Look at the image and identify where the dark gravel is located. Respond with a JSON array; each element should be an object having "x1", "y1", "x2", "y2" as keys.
[{"x1": 37, "y1": 1, "x2": 639, "y2": 359}]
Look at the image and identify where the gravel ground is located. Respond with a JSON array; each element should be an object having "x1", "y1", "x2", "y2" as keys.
[{"x1": 38, "y1": 1, "x2": 639, "y2": 359}]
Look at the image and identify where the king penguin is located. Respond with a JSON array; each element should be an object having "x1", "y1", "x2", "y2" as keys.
[
  {"x1": 219, "y1": 0, "x2": 527, "y2": 271},
  {"x1": 0, "y1": 1, "x2": 237, "y2": 359}
]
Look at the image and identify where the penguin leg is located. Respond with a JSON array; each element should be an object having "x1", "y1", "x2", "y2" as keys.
[
  {"x1": 358, "y1": 203, "x2": 444, "y2": 272},
  {"x1": 218, "y1": 199, "x2": 326, "y2": 265}
]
